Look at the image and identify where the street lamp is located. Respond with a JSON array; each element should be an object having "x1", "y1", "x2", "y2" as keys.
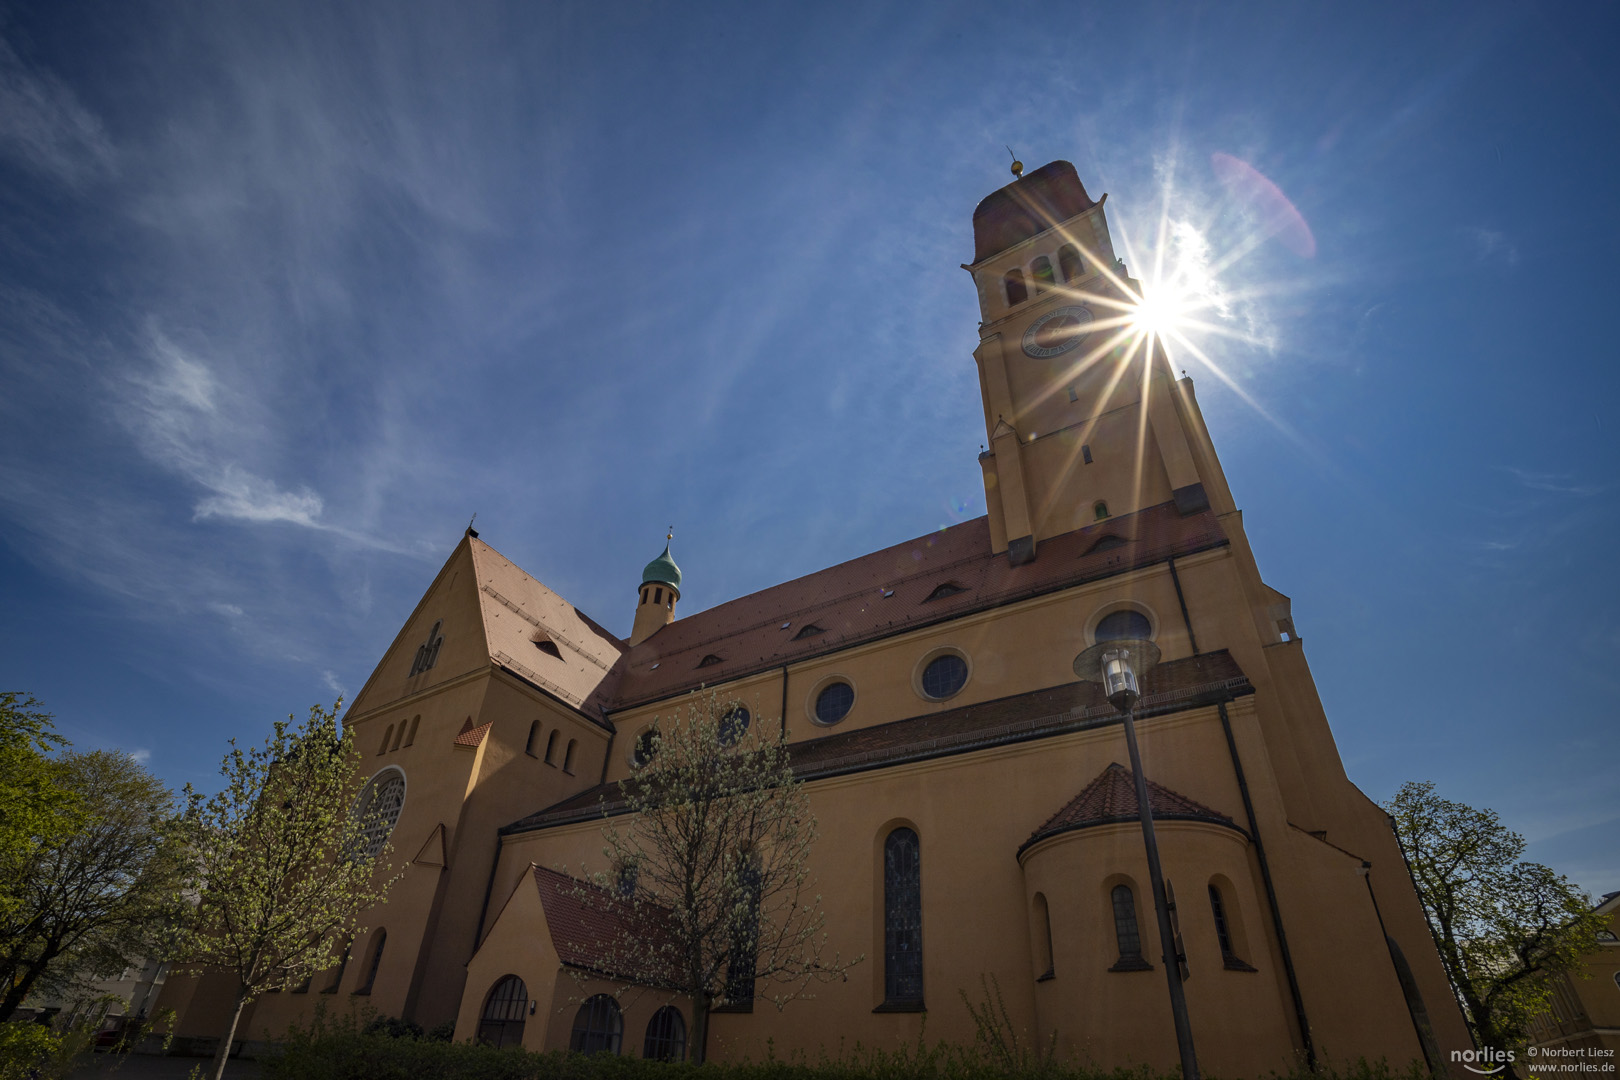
[{"x1": 1073, "y1": 636, "x2": 1200, "y2": 1080}]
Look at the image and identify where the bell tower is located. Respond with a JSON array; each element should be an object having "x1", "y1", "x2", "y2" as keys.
[
  {"x1": 964, "y1": 160, "x2": 1215, "y2": 564},
  {"x1": 629, "y1": 536, "x2": 681, "y2": 646}
]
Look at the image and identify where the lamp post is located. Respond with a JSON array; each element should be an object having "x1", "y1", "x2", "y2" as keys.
[{"x1": 1073, "y1": 637, "x2": 1200, "y2": 1080}]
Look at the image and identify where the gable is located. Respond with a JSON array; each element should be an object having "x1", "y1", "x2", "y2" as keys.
[{"x1": 348, "y1": 537, "x2": 492, "y2": 718}]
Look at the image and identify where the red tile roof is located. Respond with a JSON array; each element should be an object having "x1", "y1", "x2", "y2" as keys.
[
  {"x1": 454, "y1": 717, "x2": 494, "y2": 748},
  {"x1": 1018, "y1": 762, "x2": 1241, "y2": 860},
  {"x1": 530, "y1": 865, "x2": 680, "y2": 987},
  {"x1": 607, "y1": 500, "x2": 1227, "y2": 709},
  {"x1": 506, "y1": 650, "x2": 1251, "y2": 835}
]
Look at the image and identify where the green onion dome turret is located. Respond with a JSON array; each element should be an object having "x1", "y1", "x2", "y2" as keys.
[{"x1": 641, "y1": 540, "x2": 681, "y2": 594}]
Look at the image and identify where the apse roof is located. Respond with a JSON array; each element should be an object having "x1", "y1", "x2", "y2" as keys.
[
  {"x1": 1018, "y1": 762, "x2": 1242, "y2": 860},
  {"x1": 504, "y1": 650, "x2": 1252, "y2": 836}
]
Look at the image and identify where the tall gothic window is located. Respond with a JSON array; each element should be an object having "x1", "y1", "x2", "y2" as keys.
[
  {"x1": 723, "y1": 859, "x2": 761, "y2": 1008},
  {"x1": 884, "y1": 827, "x2": 923, "y2": 1005},
  {"x1": 1209, "y1": 884, "x2": 1235, "y2": 957},
  {"x1": 1110, "y1": 883, "x2": 1151, "y2": 971},
  {"x1": 478, "y1": 975, "x2": 528, "y2": 1048}
]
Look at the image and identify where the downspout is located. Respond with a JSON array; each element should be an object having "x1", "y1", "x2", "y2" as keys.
[
  {"x1": 1361, "y1": 862, "x2": 1442, "y2": 1073},
  {"x1": 779, "y1": 665, "x2": 790, "y2": 739},
  {"x1": 1171, "y1": 556, "x2": 1317, "y2": 1068},
  {"x1": 1167, "y1": 557, "x2": 1200, "y2": 655},
  {"x1": 1218, "y1": 700, "x2": 1318, "y2": 1071}
]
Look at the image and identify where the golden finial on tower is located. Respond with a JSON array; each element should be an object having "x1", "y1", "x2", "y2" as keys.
[{"x1": 1007, "y1": 146, "x2": 1023, "y2": 178}]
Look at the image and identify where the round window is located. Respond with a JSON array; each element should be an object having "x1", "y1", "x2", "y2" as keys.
[
  {"x1": 357, "y1": 771, "x2": 405, "y2": 857},
  {"x1": 920, "y1": 653, "x2": 968, "y2": 700},
  {"x1": 632, "y1": 727, "x2": 660, "y2": 767},
  {"x1": 1095, "y1": 609, "x2": 1152, "y2": 643},
  {"x1": 814, "y1": 682, "x2": 854, "y2": 725},
  {"x1": 718, "y1": 706, "x2": 750, "y2": 747}
]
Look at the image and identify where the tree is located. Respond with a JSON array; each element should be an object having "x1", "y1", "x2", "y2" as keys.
[
  {"x1": 574, "y1": 694, "x2": 856, "y2": 1063},
  {"x1": 0, "y1": 750, "x2": 194, "y2": 1022},
  {"x1": 181, "y1": 701, "x2": 400, "y2": 1080},
  {"x1": 1387, "y1": 781, "x2": 1604, "y2": 1066},
  {"x1": 0, "y1": 693, "x2": 78, "y2": 921}
]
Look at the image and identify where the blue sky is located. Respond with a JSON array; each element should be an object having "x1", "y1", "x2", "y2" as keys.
[{"x1": 1, "y1": 2, "x2": 1616, "y2": 892}]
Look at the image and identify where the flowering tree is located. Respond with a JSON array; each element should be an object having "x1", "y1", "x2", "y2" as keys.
[
  {"x1": 576, "y1": 695, "x2": 855, "y2": 1063},
  {"x1": 182, "y1": 701, "x2": 399, "y2": 1080},
  {"x1": 1388, "y1": 780, "x2": 1604, "y2": 1066}
]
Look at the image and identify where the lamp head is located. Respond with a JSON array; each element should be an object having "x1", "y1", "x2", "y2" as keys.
[{"x1": 1072, "y1": 638, "x2": 1161, "y2": 715}]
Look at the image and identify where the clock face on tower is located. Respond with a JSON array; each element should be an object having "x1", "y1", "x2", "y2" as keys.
[{"x1": 1021, "y1": 305, "x2": 1095, "y2": 358}]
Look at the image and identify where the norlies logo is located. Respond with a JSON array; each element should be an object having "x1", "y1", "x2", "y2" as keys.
[{"x1": 1454, "y1": 1048, "x2": 1517, "y2": 1075}]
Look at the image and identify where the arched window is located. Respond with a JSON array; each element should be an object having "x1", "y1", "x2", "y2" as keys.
[
  {"x1": 356, "y1": 930, "x2": 385, "y2": 994},
  {"x1": 544, "y1": 730, "x2": 559, "y2": 764},
  {"x1": 643, "y1": 1005, "x2": 686, "y2": 1061},
  {"x1": 884, "y1": 827, "x2": 923, "y2": 1006},
  {"x1": 1110, "y1": 884, "x2": 1150, "y2": 971},
  {"x1": 479, "y1": 975, "x2": 528, "y2": 1048},
  {"x1": 356, "y1": 770, "x2": 406, "y2": 858},
  {"x1": 570, "y1": 994, "x2": 622, "y2": 1054},
  {"x1": 724, "y1": 857, "x2": 761, "y2": 1008},
  {"x1": 1031, "y1": 256, "x2": 1055, "y2": 293},
  {"x1": 378, "y1": 724, "x2": 393, "y2": 756},
  {"x1": 1058, "y1": 244, "x2": 1082, "y2": 283},
  {"x1": 1094, "y1": 500, "x2": 1109, "y2": 520},
  {"x1": 403, "y1": 715, "x2": 420, "y2": 747},
  {"x1": 322, "y1": 942, "x2": 350, "y2": 993},
  {"x1": 563, "y1": 739, "x2": 578, "y2": 773},
  {"x1": 525, "y1": 721, "x2": 541, "y2": 757},
  {"x1": 1033, "y1": 892, "x2": 1055, "y2": 979},
  {"x1": 1613, "y1": 971, "x2": 1620, "y2": 993},
  {"x1": 1209, "y1": 884, "x2": 1235, "y2": 957},
  {"x1": 390, "y1": 723, "x2": 404, "y2": 752},
  {"x1": 1004, "y1": 269, "x2": 1027, "y2": 307},
  {"x1": 1096, "y1": 609, "x2": 1153, "y2": 643}
]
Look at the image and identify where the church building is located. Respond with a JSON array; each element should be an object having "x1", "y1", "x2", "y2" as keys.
[{"x1": 158, "y1": 160, "x2": 1472, "y2": 1076}]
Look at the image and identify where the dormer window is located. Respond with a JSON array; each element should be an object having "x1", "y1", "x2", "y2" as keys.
[
  {"x1": 1003, "y1": 269, "x2": 1027, "y2": 307},
  {"x1": 792, "y1": 624, "x2": 826, "y2": 641},
  {"x1": 697, "y1": 653, "x2": 723, "y2": 668},
  {"x1": 924, "y1": 582, "x2": 967, "y2": 603},
  {"x1": 533, "y1": 637, "x2": 562, "y2": 659}
]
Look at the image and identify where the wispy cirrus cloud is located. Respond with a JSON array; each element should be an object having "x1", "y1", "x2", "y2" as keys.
[
  {"x1": 0, "y1": 33, "x2": 115, "y2": 188},
  {"x1": 1465, "y1": 225, "x2": 1519, "y2": 266},
  {"x1": 120, "y1": 329, "x2": 413, "y2": 550}
]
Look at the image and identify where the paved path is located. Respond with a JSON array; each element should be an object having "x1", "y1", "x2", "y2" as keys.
[{"x1": 69, "y1": 1053, "x2": 263, "y2": 1080}]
